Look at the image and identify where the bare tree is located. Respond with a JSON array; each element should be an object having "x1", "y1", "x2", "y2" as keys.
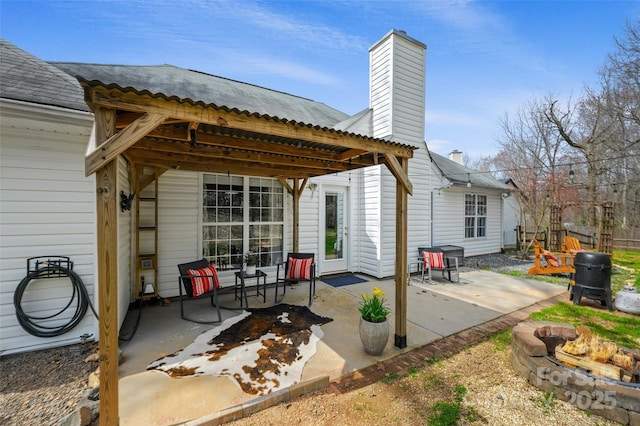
[
  {"x1": 544, "y1": 93, "x2": 619, "y2": 226},
  {"x1": 604, "y1": 19, "x2": 640, "y2": 127},
  {"x1": 489, "y1": 18, "x2": 640, "y2": 246},
  {"x1": 496, "y1": 97, "x2": 571, "y2": 255},
  {"x1": 598, "y1": 18, "x2": 640, "y2": 227}
]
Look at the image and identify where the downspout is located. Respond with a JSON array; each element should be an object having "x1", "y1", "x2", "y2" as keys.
[{"x1": 430, "y1": 190, "x2": 434, "y2": 247}]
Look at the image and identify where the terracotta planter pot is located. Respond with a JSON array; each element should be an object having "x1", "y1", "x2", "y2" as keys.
[{"x1": 359, "y1": 317, "x2": 389, "y2": 355}]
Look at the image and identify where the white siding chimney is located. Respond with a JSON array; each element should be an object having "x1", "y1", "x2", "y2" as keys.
[
  {"x1": 449, "y1": 150, "x2": 463, "y2": 164},
  {"x1": 358, "y1": 30, "x2": 430, "y2": 279},
  {"x1": 369, "y1": 29, "x2": 427, "y2": 147}
]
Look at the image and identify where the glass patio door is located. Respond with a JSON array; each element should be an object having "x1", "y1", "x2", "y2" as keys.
[{"x1": 321, "y1": 186, "x2": 348, "y2": 274}]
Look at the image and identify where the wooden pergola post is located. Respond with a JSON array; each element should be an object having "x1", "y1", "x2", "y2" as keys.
[
  {"x1": 94, "y1": 107, "x2": 120, "y2": 425},
  {"x1": 394, "y1": 157, "x2": 409, "y2": 348},
  {"x1": 281, "y1": 177, "x2": 307, "y2": 253},
  {"x1": 292, "y1": 178, "x2": 301, "y2": 252}
]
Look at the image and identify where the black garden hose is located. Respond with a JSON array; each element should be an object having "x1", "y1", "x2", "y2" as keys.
[
  {"x1": 14, "y1": 265, "x2": 98, "y2": 338},
  {"x1": 118, "y1": 296, "x2": 143, "y2": 342}
]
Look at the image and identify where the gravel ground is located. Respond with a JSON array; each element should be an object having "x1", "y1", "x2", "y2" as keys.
[
  {"x1": 229, "y1": 339, "x2": 617, "y2": 426},
  {"x1": 465, "y1": 252, "x2": 534, "y2": 274},
  {"x1": 0, "y1": 253, "x2": 570, "y2": 426},
  {"x1": 0, "y1": 342, "x2": 98, "y2": 425}
]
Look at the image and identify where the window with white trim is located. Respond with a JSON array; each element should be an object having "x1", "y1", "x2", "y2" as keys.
[
  {"x1": 202, "y1": 174, "x2": 284, "y2": 270},
  {"x1": 464, "y1": 194, "x2": 487, "y2": 238}
]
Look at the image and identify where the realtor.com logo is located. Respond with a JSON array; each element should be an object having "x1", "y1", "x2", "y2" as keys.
[{"x1": 536, "y1": 367, "x2": 617, "y2": 410}]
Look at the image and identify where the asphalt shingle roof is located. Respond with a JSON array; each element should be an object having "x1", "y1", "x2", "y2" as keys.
[
  {"x1": 51, "y1": 62, "x2": 350, "y2": 129},
  {"x1": 0, "y1": 38, "x2": 88, "y2": 111},
  {"x1": 430, "y1": 151, "x2": 512, "y2": 190}
]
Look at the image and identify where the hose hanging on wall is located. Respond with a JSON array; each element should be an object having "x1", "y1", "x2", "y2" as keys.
[{"x1": 13, "y1": 257, "x2": 98, "y2": 338}]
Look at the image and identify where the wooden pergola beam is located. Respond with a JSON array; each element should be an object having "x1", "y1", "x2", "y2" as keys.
[
  {"x1": 83, "y1": 85, "x2": 414, "y2": 160},
  {"x1": 135, "y1": 125, "x2": 378, "y2": 165},
  {"x1": 137, "y1": 167, "x2": 168, "y2": 191},
  {"x1": 86, "y1": 112, "x2": 168, "y2": 176},
  {"x1": 127, "y1": 151, "x2": 330, "y2": 178},
  {"x1": 337, "y1": 148, "x2": 367, "y2": 161},
  {"x1": 131, "y1": 139, "x2": 373, "y2": 171},
  {"x1": 384, "y1": 153, "x2": 413, "y2": 195},
  {"x1": 278, "y1": 178, "x2": 307, "y2": 251},
  {"x1": 278, "y1": 177, "x2": 293, "y2": 194},
  {"x1": 292, "y1": 178, "x2": 307, "y2": 252}
]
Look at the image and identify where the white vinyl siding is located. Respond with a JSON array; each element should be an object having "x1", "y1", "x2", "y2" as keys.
[
  {"x1": 502, "y1": 195, "x2": 520, "y2": 247},
  {"x1": 432, "y1": 182, "x2": 505, "y2": 257},
  {"x1": 0, "y1": 102, "x2": 95, "y2": 355},
  {"x1": 379, "y1": 168, "x2": 398, "y2": 277},
  {"x1": 387, "y1": 40, "x2": 426, "y2": 145},
  {"x1": 156, "y1": 170, "x2": 199, "y2": 297},
  {"x1": 371, "y1": 146, "x2": 433, "y2": 278},
  {"x1": 370, "y1": 38, "x2": 392, "y2": 139},
  {"x1": 369, "y1": 31, "x2": 426, "y2": 147},
  {"x1": 406, "y1": 147, "x2": 433, "y2": 266},
  {"x1": 295, "y1": 165, "x2": 425, "y2": 279},
  {"x1": 359, "y1": 166, "x2": 383, "y2": 276},
  {"x1": 368, "y1": 30, "x2": 429, "y2": 277},
  {"x1": 297, "y1": 182, "x2": 320, "y2": 256},
  {"x1": 117, "y1": 156, "x2": 133, "y2": 328}
]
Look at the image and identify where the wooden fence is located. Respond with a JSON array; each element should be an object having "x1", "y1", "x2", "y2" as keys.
[
  {"x1": 518, "y1": 226, "x2": 640, "y2": 252},
  {"x1": 566, "y1": 226, "x2": 640, "y2": 251}
]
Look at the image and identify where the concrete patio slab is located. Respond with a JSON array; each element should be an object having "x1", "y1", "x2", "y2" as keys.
[
  {"x1": 115, "y1": 269, "x2": 569, "y2": 425},
  {"x1": 414, "y1": 270, "x2": 567, "y2": 313}
]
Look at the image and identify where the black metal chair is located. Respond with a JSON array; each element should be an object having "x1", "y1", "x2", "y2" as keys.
[
  {"x1": 177, "y1": 258, "x2": 247, "y2": 323},
  {"x1": 416, "y1": 247, "x2": 459, "y2": 282},
  {"x1": 275, "y1": 253, "x2": 316, "y2": 305}
]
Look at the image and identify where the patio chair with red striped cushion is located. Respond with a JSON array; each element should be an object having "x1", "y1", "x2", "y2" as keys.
[
  {"x1": 177, "y1": 258, "x2": 246, "y2": 324},
  {"x1": 275, "y1": 253, "x2": 316, "y2": 305},
  {"x1": 416, "y1": 247, "x2": 459, "y2": 282}
]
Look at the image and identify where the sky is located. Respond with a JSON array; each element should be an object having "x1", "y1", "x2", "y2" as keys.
[{"x1": 1, "y1": 0, "x2": 638, "y2": 159}]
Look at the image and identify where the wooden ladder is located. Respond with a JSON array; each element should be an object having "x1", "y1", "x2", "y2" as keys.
[{"x1": 134, "y1": 165, "x2": 165, "y2": 300}]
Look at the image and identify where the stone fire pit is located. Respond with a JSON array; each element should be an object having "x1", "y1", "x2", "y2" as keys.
[{"x1": 511, "y1": 321, "x2": 640, "y2": 425}]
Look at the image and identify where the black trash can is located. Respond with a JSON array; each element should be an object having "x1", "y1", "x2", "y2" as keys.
[{"x1": 571, "y1": 251, "x2": 613, "y2": 311}]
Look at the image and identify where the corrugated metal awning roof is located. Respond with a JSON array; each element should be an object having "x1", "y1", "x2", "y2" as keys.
[{"x1": 78, "y1": 79, "x2": 415, "y2": 182}]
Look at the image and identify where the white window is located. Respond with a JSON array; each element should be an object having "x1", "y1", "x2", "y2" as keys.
[
  {"x1": 465, "y1": 194, "x2": 487, "y2": 238},
  {"x1": 202, "y1": 174, "x2": 284, "y2": 270}
]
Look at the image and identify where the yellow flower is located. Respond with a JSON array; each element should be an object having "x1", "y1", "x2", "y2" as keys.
[{"x1": 359, "y1": 287, "x2": 390, "y2": 323}]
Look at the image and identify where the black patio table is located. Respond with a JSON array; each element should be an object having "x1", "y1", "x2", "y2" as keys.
[{"x1": 235, "y1": 270, "x2": 268, "y2": 305}]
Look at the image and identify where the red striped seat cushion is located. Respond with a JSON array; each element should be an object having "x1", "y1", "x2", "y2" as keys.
[
  {"x1": 187, "y1": 264, "x2": 220, "y2": 297},
  {"x1": 542, "y1": 250, "x2": 559, "y2": 267},
  {"x1": 421, "y1": 251, "x2": 445, "y2": 269},
  {"x1": 287, "y1": 257, "x2": 312, "y2": 280},
  {"x1": 569, "y1": 249, "x2": 587, "y2": 256}
]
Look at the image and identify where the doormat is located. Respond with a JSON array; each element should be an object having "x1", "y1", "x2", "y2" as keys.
[
  {"x1": 322, "y1": 274, "x2": 368, "y2": 287},
  {"x1": 147, "y1": 304, "x2": 332, "y2": 395}
]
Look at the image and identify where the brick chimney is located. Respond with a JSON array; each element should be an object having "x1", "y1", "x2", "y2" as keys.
[{"x1": 369, "y1": 30, "x2": 426, "y2": 147}]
